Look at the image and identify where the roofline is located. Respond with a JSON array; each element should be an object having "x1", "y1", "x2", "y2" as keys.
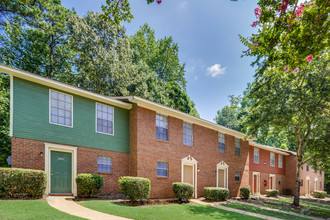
[
  {"x1": 114, "y1": 95, "x2": 250, "y2": 140},
  {"x1": 0, "y1": 64, "x2": 132, "y2": 110},
  {"x1": 249, "y1": 142, "x2": 289, "y2": 156}
]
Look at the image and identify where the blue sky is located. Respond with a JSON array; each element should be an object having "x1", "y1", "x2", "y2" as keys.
[{"x1": 62, "y1": 0, "x2": 259, "y2": 121}]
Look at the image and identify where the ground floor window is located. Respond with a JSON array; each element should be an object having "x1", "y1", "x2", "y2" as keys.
[
  {"x1": 97, "y1": 156, "x2": 112, "y2": 173},
  {"x1": 278, "y1": 177, "x2": 281, "y2": 185},
  {"x1": 157, "y1": 161, "x2": 168, "y2": 177},
  {"x1": 235, "y1": 171, "x2": 240, "y2": 182}
]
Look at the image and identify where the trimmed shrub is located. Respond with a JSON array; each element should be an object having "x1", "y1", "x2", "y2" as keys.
[
  {"x1": 118, "y1": 176, "x2": 150, "y2": 202},
  {"x1": 172, "y1": 182, "x2": 194, "y2": 202},
  {"x1": 204, "y1": 187, "x2": 229, "y2": 201},
  {"x1": 266, "y1": 189, "x2": 279, "y2": 197},
  {"x1": 284, "y1": 188, "x2": 292, "y2": 196},
  {"x1": 0, "y1": 168, "x2": 46, "y2": 199},
  {"x1": 313, "y1": 190, "x2": 327, "y2": 198},
  {"x1": 240, "y1": 187, "x2": 250, "y2": 199},
  {"x1": 76, "y1": 174, "x2": 104, "y2": 197}
]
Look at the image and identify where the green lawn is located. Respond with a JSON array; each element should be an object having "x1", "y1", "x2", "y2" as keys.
[
  {"x1": 254, "y1": 199, "x2": 330, "y2": 219},
  {"x1": 277, "y1": 197, "x2": 330, "y2": 210},
  {"x1": 0, "y1": 200, "x2": 83, "y2": 220},
  {"x1": 79, "y1": 200, "x2": 262, "y2": 220},
  {"x1": 222, "y1": 203, "x2": 309, "y2": 220}
]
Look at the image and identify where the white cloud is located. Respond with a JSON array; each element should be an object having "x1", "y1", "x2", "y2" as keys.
[{"x1": 206, "y1": 64, "x2": 226, "y2": 77}]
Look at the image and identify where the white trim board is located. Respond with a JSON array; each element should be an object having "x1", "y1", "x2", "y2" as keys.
[
  {"x1": 9, "y1": 75, "x2": 13, "y2": 137},
  {"x1": 44, "y1": 143, "x2": 77, "y2": 196}
]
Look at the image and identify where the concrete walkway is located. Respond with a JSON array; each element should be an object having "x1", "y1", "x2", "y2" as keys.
[
  {"x1": 191, "y1": 199, "x2": 281, "y2": 220},
  {"x1": 47, "y1": 196, "x2": 131, "y2": 220},
  {"x1": 230, "y1": 200, "x2": 322, "y2": 220}
]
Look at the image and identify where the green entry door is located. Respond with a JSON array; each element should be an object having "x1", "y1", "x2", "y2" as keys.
[{"x1": 51, "y1": 151, "x2": 72, "y2": 193}]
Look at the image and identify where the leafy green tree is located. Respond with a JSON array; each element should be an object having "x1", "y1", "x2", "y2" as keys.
[
  {"x1": 0, "y1": 74, "x2": 10, "y2": 167},
  {"x1": 130, "y1": 24, "x2": 199, "y2": 116},
  {"x1": 214, "y1": 105, "x2": 240, "y2": 131},
  {"x1": 245, "y1": 56, "x2": 329, "y2": 206}
]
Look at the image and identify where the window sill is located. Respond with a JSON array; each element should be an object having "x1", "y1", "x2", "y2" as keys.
[
  {"x1": 156, "y1": 139, "x2": 169, "y2": 143},
  {"x1": 97, "y1": 172, "x2": 112, "y2": 175},
  {"x1": 183, "y1": 144, "x2": 193, "y2": 148},
  {"x1": 218, "y1": 151, "x2": 225, "y2": 154},
  {"x1": 157, "y1": 176, "x2": 169, "y2": 179}
]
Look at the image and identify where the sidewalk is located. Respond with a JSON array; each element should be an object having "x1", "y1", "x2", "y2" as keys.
[
  {"x1": 191, "y1": 199, "x2": 281, "y2": 220},
  {"x1": 47, "y1": 196, "x2": 131, "y2": 220}
]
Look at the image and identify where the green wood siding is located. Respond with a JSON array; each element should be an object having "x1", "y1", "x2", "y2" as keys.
[{"x1": 13, "y1": 77, "x2": 130, "y2": 153}]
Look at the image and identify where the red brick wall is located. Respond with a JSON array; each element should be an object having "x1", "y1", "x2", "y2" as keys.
[
  {"x1": 300, "y1": 164, "x2": 325, "y2": 195},
  {"x1": 11, "y1": 137, "x2": 129, "y2": 195},
  {"x1": 249, "y1": 145, "x2": 286, "y2": 175},
  {"x1": 285, "y1": 155, "x2": 297, "y2": 194},
  {"x1": 131, "y1": 106, "x2": 250, "y2": 198}
]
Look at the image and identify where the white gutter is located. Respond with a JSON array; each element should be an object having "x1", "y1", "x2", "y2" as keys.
[
  {"x1": 0, "y1": 64, "x2": 132, "y2": 110},
  {"x1": 249, "y1": 142, "x2": 289, "y2": 156}
]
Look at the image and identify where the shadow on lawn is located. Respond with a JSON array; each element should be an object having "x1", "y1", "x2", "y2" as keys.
[{"x1": 186, "y1": 205, "x2": 241, "y2": 219}]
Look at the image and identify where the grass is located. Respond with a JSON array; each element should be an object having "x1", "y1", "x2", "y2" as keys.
[
  {"x1": 254, "y1": 199, "x2": 330, "y2": 219},
  {"x1": 222, "y1": 203, "x2": 310, "y2": 220},
  {"x1": 0, "y1": 200, "x2": 83, "y2": 220},
  {"x1": 277, "y1": 197, "x2": 330, "y2": 210},
  {"x1": 79, "y1": 200, "x2": 262, "y2": 220}
]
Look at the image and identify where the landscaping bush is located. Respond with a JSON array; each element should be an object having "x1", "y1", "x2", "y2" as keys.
[
  {"x1": 76, "y1": 174, "x2": 104, "y2": 197},
  {"x1": 240, "y1": 187, "x2": 250, "y2": 199},
  {"x1": 172, "y1": 182, "x2": 194, "y2": 202},
  {"x1": 313, "y1": 190, "x2": 327, "y2": 198},
  {"x1": 266, "y1": 189, "x2": 279, "y2": 197},
  {"x1": 204, "y1": 187, "x2": 229, "y2": 201},
  {"x1": 118, "y1": 176, "x2": 150, "y2": 202},
  {"x1": 284, "y1": 188, "x2": 292, "y2": 196},
  {"x1": 0, "y1": 168, "x2": 46, "y2": 199}
]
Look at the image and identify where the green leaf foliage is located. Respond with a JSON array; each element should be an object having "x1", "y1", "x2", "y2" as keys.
[
  {"x1": 76, "y1": 174, "x2": 104, "y2": 198},
  {"x1": 313, "y1": 190, "x2": 326, "y2": 198},
  {"x1": 266, "y1": 189, "x2": 279, "y2": 197},
  {"x1": 172, "y1": 182, "x2": 194, "y2": 202},
  {"x1": 204, "y1": 187, "x2": 229, "y2": 201},
  {"x1": 0, "y1": 74, "x2": 10, "y2": 167},
  {"x1": 239, "y1": 187, "x2": 250, "y2": 199},
  {"x1": 0, "y1": 168, "x2": 47, "y2": 199},
  {"x1": 118, "y1": 176, "x2": 151, "y2": 202}
]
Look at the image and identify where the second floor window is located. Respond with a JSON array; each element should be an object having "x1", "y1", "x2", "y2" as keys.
[
  {"x1": 270, "y1": 152, "x2": 275, "y2": 167},
  {"x1": 50, "y1": 90, "x2": 73, "y2": 127},
  {"x1": 306, "y1": 165, "x2": 309, "y2": 171},
  {"x1": 254, "y1": 148, "x2": 259, "y2": 163},
  {"x1": 156, "y1": 114, "x2": 168, "y2": 141},
  {"x1": 218, "y1": 133, "x2": 225, "y2": 153},
  {"x1": 96, "y1": 103, "x2": 114, "y2": 135},
  {"x1": 183, "y1": 122, "x2": 193, "y2": 146},
  {"x1": 235, "y1": 138, "x2": 241, "y2": 156},
  {"x1": 278, "y1": 155, "x2": 283, "y2": 168}
]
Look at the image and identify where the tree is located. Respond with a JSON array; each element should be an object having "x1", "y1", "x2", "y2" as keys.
[
  {"x1": 0, "y1": 74, "x2": 10, "y2": 167},
  {"x1": 129, "y1": 24, "x2": 199, "y2": 116},
  {"x1": 214, "y1": 105, "x2": 240, "y2": 131},
  {"x1": 244, "y1": 56, "x2": 329, "y2": 206},
  {"x1": 0, "y1": 0, "x2": 75, "y2": 79}
]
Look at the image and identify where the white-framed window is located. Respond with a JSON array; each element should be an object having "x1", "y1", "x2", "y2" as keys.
[
  {"x1": 218, "y1": 133, "x2": 225, "y2": 153},
  {"x1": 235, "y1": 171, "x2": 240, "y2": 182},
  {"x1": 96, "y1": 103, "x2": 114, "y2": 135},
  {"x1": 183, "y1": 122, "x2": 193, "y2": 146},
  {"x1": 235, "y1": 138, "x2": 241, "y2": 156},
  {"x1": 50, "y1": 89, "x2": 73, "y2": 127},
  {"x1": 278, "y1": 155, "x2": 283, "y2": 168},
  {"x1": 157, "y1": 161, "x2": 168, "y2": 177},
  {"x1": 97, "y1": 156, "x2": 112, "y2": 173},
  {"x1": 278, "y1": 177, "x2": 281, "y2": 185},
  {"x1": 270, "y1": 152, "x2": 275, "y2": 167},
  {"x1": 156, "y1": 114, "x2": 168, "y2": 141},
  {"x1": 254, "y1": 148, "x2": 259, "y2": 163}
]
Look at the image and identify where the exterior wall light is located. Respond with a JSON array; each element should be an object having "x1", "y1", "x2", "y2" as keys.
[
  {"x1": 197, "y1": 168, "x2": 200, "y2": 172},
  {"x1": 40, "y1": 152, "x2": 44, "y2": 157},
  {"x1": 264, "y1": 161, "x2": 266, "y2": 165}
]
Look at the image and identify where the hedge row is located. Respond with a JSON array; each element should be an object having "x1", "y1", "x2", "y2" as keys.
[
  {"x1": 313, "y1": 190, "x2": 326, "y2": 198},
  {"x1": 76, "y1": 174, "x2": 104, "y2": 197},
  {"x1": 240, "y1": 187, "x2": 250, "y2": 199},
  {"x1": 266, "y1": 189, "x2": 279, "y2": 197},
  {"x1": 172, "y1": 182, "x2": 194, "y2": 202},
  {"x1": 0, "y1": 168, "x2": 47, "y2": 199},
  {"x1": 119, "y1": 176, "x2": 151, "y2": 202},
  {"x1": 204, "y1": 187, "x2": 229, "y2": 201}
]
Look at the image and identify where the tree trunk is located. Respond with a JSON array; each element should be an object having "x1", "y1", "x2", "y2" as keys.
[
  {"x1": 49, "y1": 34, "x2": 54, "y2": 78},
  {"x1": 293, "y1": 160, "x2": 302, "y2": 206}
]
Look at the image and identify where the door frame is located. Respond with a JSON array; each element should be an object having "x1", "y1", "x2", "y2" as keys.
[
  {"x1": 269, "y1": 174, "x2": 276, "y2": 190},
  {"x1": 305, "y1": 176, "x2": 310, "y2": 195},
  {"x1": 314, "y1": 177, "x2": 318, "y2": 191},
  {"x1": 45, "y1": 143, "x2": 77, "y2": 196},
  {"x1": 216, "y1": 161, "x2": 228, "y2": 188},
  {"x1": 252, "y1": 172, "x2": 260, "y2": 194},
  {"x1": 181, "y1": 155, "x2": 197, "y2": 198}
]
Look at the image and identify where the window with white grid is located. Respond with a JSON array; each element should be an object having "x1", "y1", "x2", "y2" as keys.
[
  {"x1": 156, "y1": 114, "x2": 168, "y2": 141},
  {"x1": 270, "y1": 152, "x2": 275, "y2": 167},
  {"x1": 157, "y1": 162, "x2": 168, "y2": 177},
  {"x1": 278, "y1": 155, "x2": 283, "y2": 168},
  {"x1": 235, "y1": 171, "x2": 240, "y2": 182},
  {"x1": 183, "y1": 122, "x2": 193, "y2": 146},
  {"x1": 218, "y1": 133, "x2": 225, "y2": 153},
  {"x1": 235, "y1": 138, "x2": 241, "y2": 156},
  {"x1": 97, "y1": 156, "x2": 112, "y2": 173},
  {"x1": 50, "y1": 90, "x2": 73, "y2": 127},
  {"x1": 254, "y1": 148, "x2": 259, "y2": 163},
  {"x1": 96, "y1": 103, "x2": 114, "y2": 135}
]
